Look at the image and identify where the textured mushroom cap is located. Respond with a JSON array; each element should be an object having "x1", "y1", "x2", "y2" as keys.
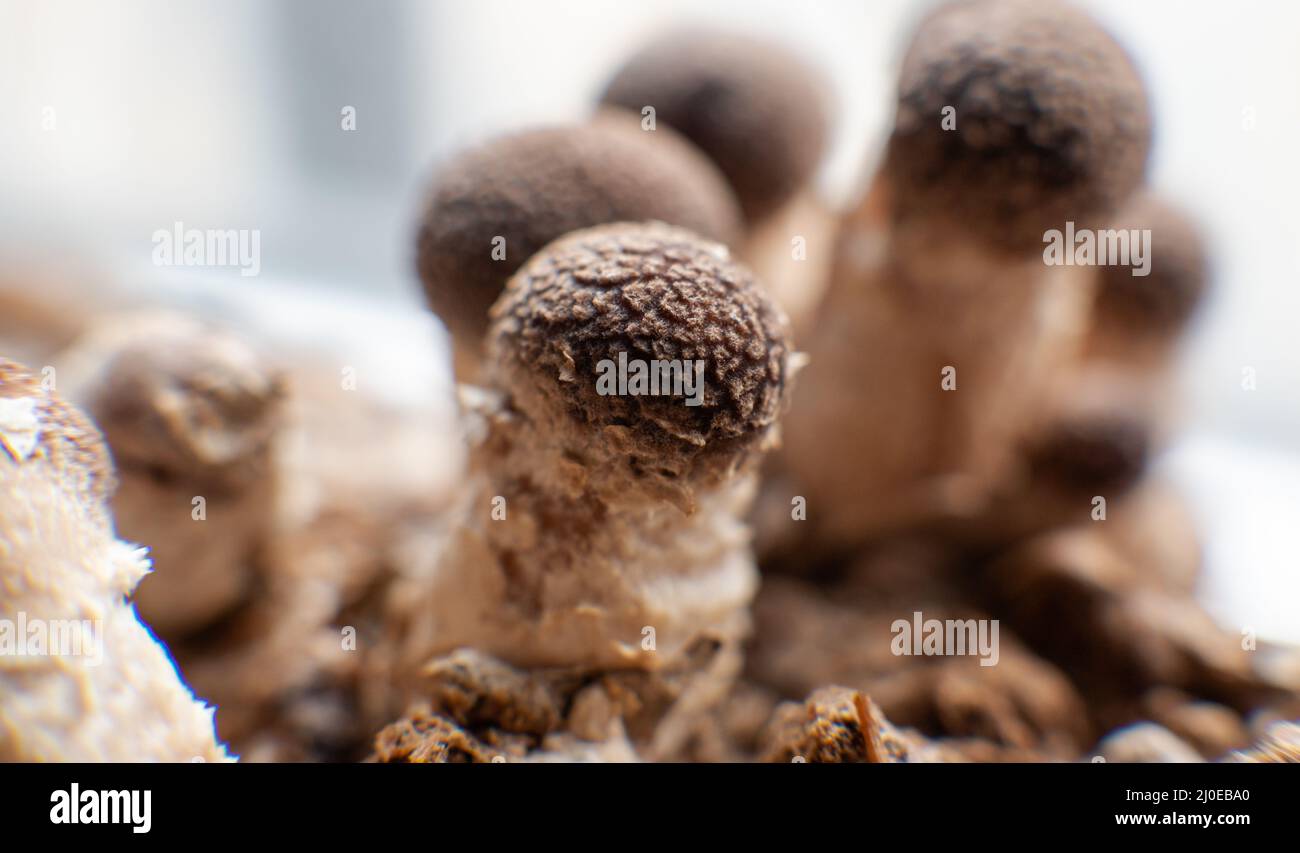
[
  {"x1": 600, "y1": 29, "x2": 830, "y2": 224},
  {"x1": 416, "y1": 117, "x2": 743, "y2": 342},
  {"x1": 72, "y1": 318, "x2": 284, "y2": 492},
  {"x1": 1093, "y1": 195, "x2": 1209, "y2": 336},
  {"x1": 488, "y1": 222, "x2": 791, "y2": 484},
  {"x1": 0, "y1": 359, "x2": 114, "y2": 511},
  {"x1": 885, "y1": 0, "x2": 1151, "y2": 251}
]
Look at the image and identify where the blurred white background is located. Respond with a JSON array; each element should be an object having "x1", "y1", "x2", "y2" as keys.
[{"x1": 1, "y1": 0, "x2": 1297, "y2": 638}]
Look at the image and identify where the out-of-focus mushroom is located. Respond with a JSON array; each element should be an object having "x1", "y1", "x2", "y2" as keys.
[
  {"x1": 0, "y1": 358, "x2": 231, "y2": 761},
  {"x1": 415, "y1": 115, "x2": 743, "y2": 378},
  {"x1": 57, "y1": 312, "x2": 286, "y2": 639}
]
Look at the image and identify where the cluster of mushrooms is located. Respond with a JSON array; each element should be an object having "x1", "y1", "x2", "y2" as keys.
[{"x1": 2, "y1": 0, "x2": 1298, "y2": 763}]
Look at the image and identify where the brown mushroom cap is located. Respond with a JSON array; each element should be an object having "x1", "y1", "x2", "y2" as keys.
[
  {"x1": 0, "y1": 359, "x2": 115, "y2": 511},
  {"x1": 76, "y1": 324, "x2": 284, "y2": 492},
  {"x1": 885, "y1": 0, "x2": 1151, "y2": 252},
  {"x1": 1093, "y1": 195, "x2": 1209, "y2": 337},
  {"x1": 416, "y1": 117, "x2": 743, "y2": 343},
  {"x1": 1024, "y1": 364, "x2": 1163, "y2": 500},
  {"x1": 488, "y1": 222, "x2": 791, "y2": 484},
  {"x1": 599, "y1": 28, "x2": 830, "y2": 224},
  {"x1": 1026, "y1": 412, "x2": 1151, "y2": 498}
]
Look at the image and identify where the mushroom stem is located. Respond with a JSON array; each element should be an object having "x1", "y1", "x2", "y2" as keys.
[
  {"x1": 782, "y1": 0, "x2": 1152, "y2": 546},
  {"x1": 387, "y1": 223, "x2": 794, "y2": 753}
]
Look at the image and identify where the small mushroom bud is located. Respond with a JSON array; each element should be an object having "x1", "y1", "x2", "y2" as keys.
[
  {"x1": 960, "y1": 197, "x2": 1210, "y2": 546},
  {"x1": 1086, "y1": 193, "x2": 1210, "y2": 367},
  {"x1": 598, "y1": 28, "x2": 835, "y2": 335},
  {"x1": 599, "y1": 28, "x2": 830, "y2": 225},
  {"x1": 948, "y1": 368, "x2": 1158, "y2": 545},
  {"x1": 1024, "y1": 411, "x2": 1151, "y2": 500},
  {"x1": 57, "y1": 312, "x2": 285, "y2": 638},
  {"x1": 414, "y1": 115, "x2": 743, "y2": 375},
  {"x1": 781, "y1": 0, "x2": 1151, "y2": 547},
  {"x1": 0, "y1": 358, "x2": 230, "y2": 761},
  {"x1": 390, "y1": 223, "x2": 794, "y2": 750}
]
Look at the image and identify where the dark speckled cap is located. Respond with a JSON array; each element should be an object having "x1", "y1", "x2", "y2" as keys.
[
  {"x1": 600, "y1": 28, "x2": 830, "y2": 225},
  {"x1": 885, "y1": 0, "x2": 1151, "y2": 252},
  {"x1": 1026, "y1": 412, "x2": 1151, "y2": 497},
  {"x1": 416, "y1": 117, "x2": 743, "y2": 344},
  {"x1": 488, "y1": 222, "x2": 791, "y2": 482},
  {"x1": 0, "y1": 359, "x2": 115, "y2": 511}
]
